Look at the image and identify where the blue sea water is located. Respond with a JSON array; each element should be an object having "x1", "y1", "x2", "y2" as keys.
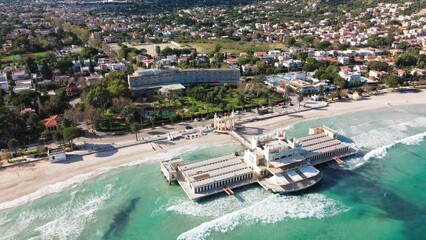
[{"x1": 1, "y1": 105, "x2": 426, "y2": 240}]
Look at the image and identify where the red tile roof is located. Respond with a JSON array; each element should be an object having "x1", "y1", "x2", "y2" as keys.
[{"x1": 43, "y1": 115, "x2": 61, "y2": 128}]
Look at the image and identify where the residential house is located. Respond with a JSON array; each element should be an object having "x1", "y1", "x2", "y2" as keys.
[
  {"x1": 43, "y1": 115, "x2": 62, "y2": 132},
  {"x1": 354, "y1": 65, "x2": 368, "y2": 73},
  {"x1": 369, "y1": 70, "x2": 389, "y2": 80},
  {"x1": 12, "y1": 70, "x2": 28, "y2": 81},
  {"x1": 0, "y1": 73, "x2": 8, "y2": 92},
  {"x1": 85, "y1": 74, "x2": 104, "y2": 86},
  {"x1": 242, "y1": 64, "x2": 258, "y2": 74},
  {"x1": 338, "y1": 56, "x2": 350, "y2": 65}
]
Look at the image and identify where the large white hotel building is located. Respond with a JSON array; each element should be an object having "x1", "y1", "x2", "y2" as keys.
[{"x1": 127, "y1": 68, "x2": 241, "y2": 96}]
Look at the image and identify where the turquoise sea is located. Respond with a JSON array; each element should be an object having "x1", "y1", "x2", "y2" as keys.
[{"x1": 1, "y1": 105, "x2": 426, "y2": 240}]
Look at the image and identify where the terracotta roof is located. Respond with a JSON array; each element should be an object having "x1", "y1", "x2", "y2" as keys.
[{"x1": 43, "y1": 115, "x2": 61, "y2": 128}]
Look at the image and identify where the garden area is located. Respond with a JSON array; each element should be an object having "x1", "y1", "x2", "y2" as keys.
[
  {"x1": 151, "y1": 82, "x2": 286, "y2": 121},
  {"x1": 189, "y1": 39, "x2": 287, "y2": 54}
]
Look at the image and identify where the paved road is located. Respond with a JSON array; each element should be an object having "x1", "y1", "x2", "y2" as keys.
[{"x1": 72, "y1": 99, "x2": 326, "y2": 148}]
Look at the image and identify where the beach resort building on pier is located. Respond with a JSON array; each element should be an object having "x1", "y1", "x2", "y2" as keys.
[{"x1": 161, "y1": 125, "x2": 357, "y2": 200}]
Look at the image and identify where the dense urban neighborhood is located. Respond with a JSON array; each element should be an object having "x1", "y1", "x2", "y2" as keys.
[{"x1": 0, "y1": 0, "x2": 425, "y2": 162}]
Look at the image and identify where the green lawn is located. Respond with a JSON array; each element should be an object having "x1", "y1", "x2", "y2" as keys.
[
  {"x1": 1, "y1": 51, "x2": 53, "y2": 63},
  {"x1": 151, "y1": 86, "x2": 284, "y2": 119},
  {"x1": 190, "y1": 39, "x2": 287, "y2": 54},
  {"x1": 97, "y1": 110, "x2": 128, "y2": 131}
]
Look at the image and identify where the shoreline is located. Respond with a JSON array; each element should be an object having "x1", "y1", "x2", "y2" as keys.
[{"x1": 1, "y1": 90, "x2": 426, "y2": 209}]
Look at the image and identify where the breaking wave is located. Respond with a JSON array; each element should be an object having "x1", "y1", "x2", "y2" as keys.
[
  {"x1": 340, "y1": 131, "x2": 426, "y2": 170},
  {"x1": 363, "y1": 131, "x2": 426, "y2": 161},
  {"x1": 167, "y1": 188, "x2": 266, "y2": 217},
  {"x1": 176, "y1": 193, "x2": 348, "y2": 240},
  {"x1": 0, "y1": 184, "x2": 112, "y2": 240}
]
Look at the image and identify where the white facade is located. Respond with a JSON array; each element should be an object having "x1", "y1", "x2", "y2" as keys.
[
  {"x1": 0, "y1": 73, "x2": 8, "y2": 92},
  {"x1": 49, "y1": 149, "x2": 67, "y2": 163}
]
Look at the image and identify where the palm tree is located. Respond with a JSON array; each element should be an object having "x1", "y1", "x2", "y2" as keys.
[
  {"x1": 169, "y1": 114, "x2": 175, "y2": 124},
  {"x1": 8, "y1": 139, "x2": 19, "y2": 155},
  {"x1": 149, "y1": 115, "x2": 156, "y2": 129},
  {"x1": 297, "y1": 93, "x2": 304, "y2": 109},
  {"x1": 318, "y1": 84, "x2": 325, "y2": 95},
  {"x1": 130, "y1": 123, "x2": 141, "y2": 141}
]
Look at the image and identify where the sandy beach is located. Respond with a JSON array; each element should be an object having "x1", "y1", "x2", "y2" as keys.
[{"x1": 1, "y1": 90, "x2": 425, "y2": 209}]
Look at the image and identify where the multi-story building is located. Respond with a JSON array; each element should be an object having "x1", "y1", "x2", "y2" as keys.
[
  {"x1": 127, "y1": 68, "x2": 240, "y2": 96},
  {"x1": 0, "y1": 73, "x2": 8, "y2": 92}
]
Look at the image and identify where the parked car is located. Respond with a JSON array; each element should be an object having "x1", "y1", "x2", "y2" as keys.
[{"x1": 185, "y1": 125, "x2": 193, "y2": 129}]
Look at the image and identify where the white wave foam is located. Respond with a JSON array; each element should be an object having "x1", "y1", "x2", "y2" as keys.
[
  {"x1": 351, "y1": 116, "x2": 426, "y2": 149},
  {"x1": 177, "y1": 193, "x2": 348, "y2": 240},
  {"x1": 398, "y1": 132, "x2": 426, "y2": 146},
  {"x1": 0, "y1": 209, "x2": 42, "y2": 240},
  {"x1": 363, "y1": 131, "x2": 426, "y2": 161},
  {"x1": 167, "y1": 188, "x2": 266, "y2": 217},
  {"x1": 0, "y1": 184, "x2": 113, "y2": 240},
  {"x1": 34, "y1": 184, "x2": 113, "y2": 240},
  {"x1": 0, "y1": 167, "x2": 112, "y2": 212},
  {"x1": 0, "y1": 141, "x2": 232, "y2": 211}
]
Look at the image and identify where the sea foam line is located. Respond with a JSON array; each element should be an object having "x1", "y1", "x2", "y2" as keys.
[
  {"x1": 363, "y1": 131, "x2": 426, "y2": 161},
  {"x1": 177, "y1": 193, "x2": 348, "y2": 240},
  {"x1": 339, "y1": 131, "x2": 426, "y2": 171},
  {"x1": 0, "y1": 141, "x2": 229, "y2": 211}
]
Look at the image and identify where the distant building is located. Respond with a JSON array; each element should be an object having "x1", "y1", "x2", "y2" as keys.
[
  {"x1": 241, "y1": 64, "x2": 257, "y2": 74},
  {"x1": 11, "y1": 70, "x2": 28, "y2": 81},
  {"x1": 128, "y1": 68, "x2": 240, "y2": 96},
  {"x1": 0, "y1": 73, "x2": 8, "y2": 92}
]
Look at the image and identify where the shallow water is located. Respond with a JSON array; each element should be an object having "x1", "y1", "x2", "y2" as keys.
[{"x1": 1, "y1": 105, "x2": 426, "y2": 240}]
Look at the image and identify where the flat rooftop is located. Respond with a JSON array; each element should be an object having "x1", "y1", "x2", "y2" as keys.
[
  {"x1": 263, "y1": 139, "x2": 292, "y2": 151},
  {"x1": 303, "y1": 143, "x2": 349, "y2": 159},
  {"x1": 178, "y1": 156, "x2": 252, "y2": 188},
  {"x1": 269, "y1": 154, "x2": 306, "y2": 168},
  {"x1": 300, "y1": 135, "x2": 332, "y2": 147},
  {"x1": 297, "y1": 133, "x2": 327, "y2": 142},
  {"x1": 302, "y1": 139, "x2": 342, "y2": 152}
]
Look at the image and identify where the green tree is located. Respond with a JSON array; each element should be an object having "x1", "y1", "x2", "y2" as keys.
[
  {"x1": 297, "y1": 93, "x2": 304, "y2": 109},
  {"x1": 7, "y1": 138, "x2": 19, "y2": 155},
  {"x1": 105, "y1": 70, "x2": 126, "y2": 82},
  {"x1": 315, "y1": 41, "x2": 332, "y2": 50},
  {"x1": 397, "y1": 41, "x2": 409, "y2": 50},
  {"x1": 130, "y1": 122, "x2": 141, "y2": 141},
  {"x1": 384, "y1": 74, "x2": 400, "y2": 88},
  {"x1": 85, "y1": 86, "x2": 111, "y2": 109},
  {"x1": 333, "y1": 76, "x2": 348, "y2": 89},
  {"x1": 395, "y1": 54, "x2": 418, "y2": 67},
  {"x1": 214, "y1": 44, "x2": 222, "y2": 53},
  {"x1": 106, "y1": 77, "x2": 129, "y2": 98},
  {"x1": 161, "y1": 46, "x2": 173, "y2": 56},
  {"x1": 41, "y1": 60, "x2": 53, "y2": 80},
  {"x1": 57, "y1": 58, "x2": 73, "y2": 74},
  {"x1": 89, "y1": 59, "x2": 95, "y2": 73},
  {"x1": 284, "y1": 36, "x2": 296, "y2": 47},
  {"x1": 62, "y1": 127, "x2": 84, "y2": 148},
  {"x1": 80, "y1": 47, "x2": 99, "y2": 59},
  {"x1": 302, "y1": 36, "x2": 314, "y2": 44},
  {"x1": 369, "y1": 61, "x2": 389, "y2": 71},
  {"x1": 52, "y1": 131, "x2": 64, "y2": 143},
  {"x1": 155, "y1": 46, "x2": 161, "y2": 56},
  {"x1": 25, "y1": 57, "x2": 38, "y2": 74},
  {"x1": 296, "y1": 51, "x2": 308, "y2": 60}
]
